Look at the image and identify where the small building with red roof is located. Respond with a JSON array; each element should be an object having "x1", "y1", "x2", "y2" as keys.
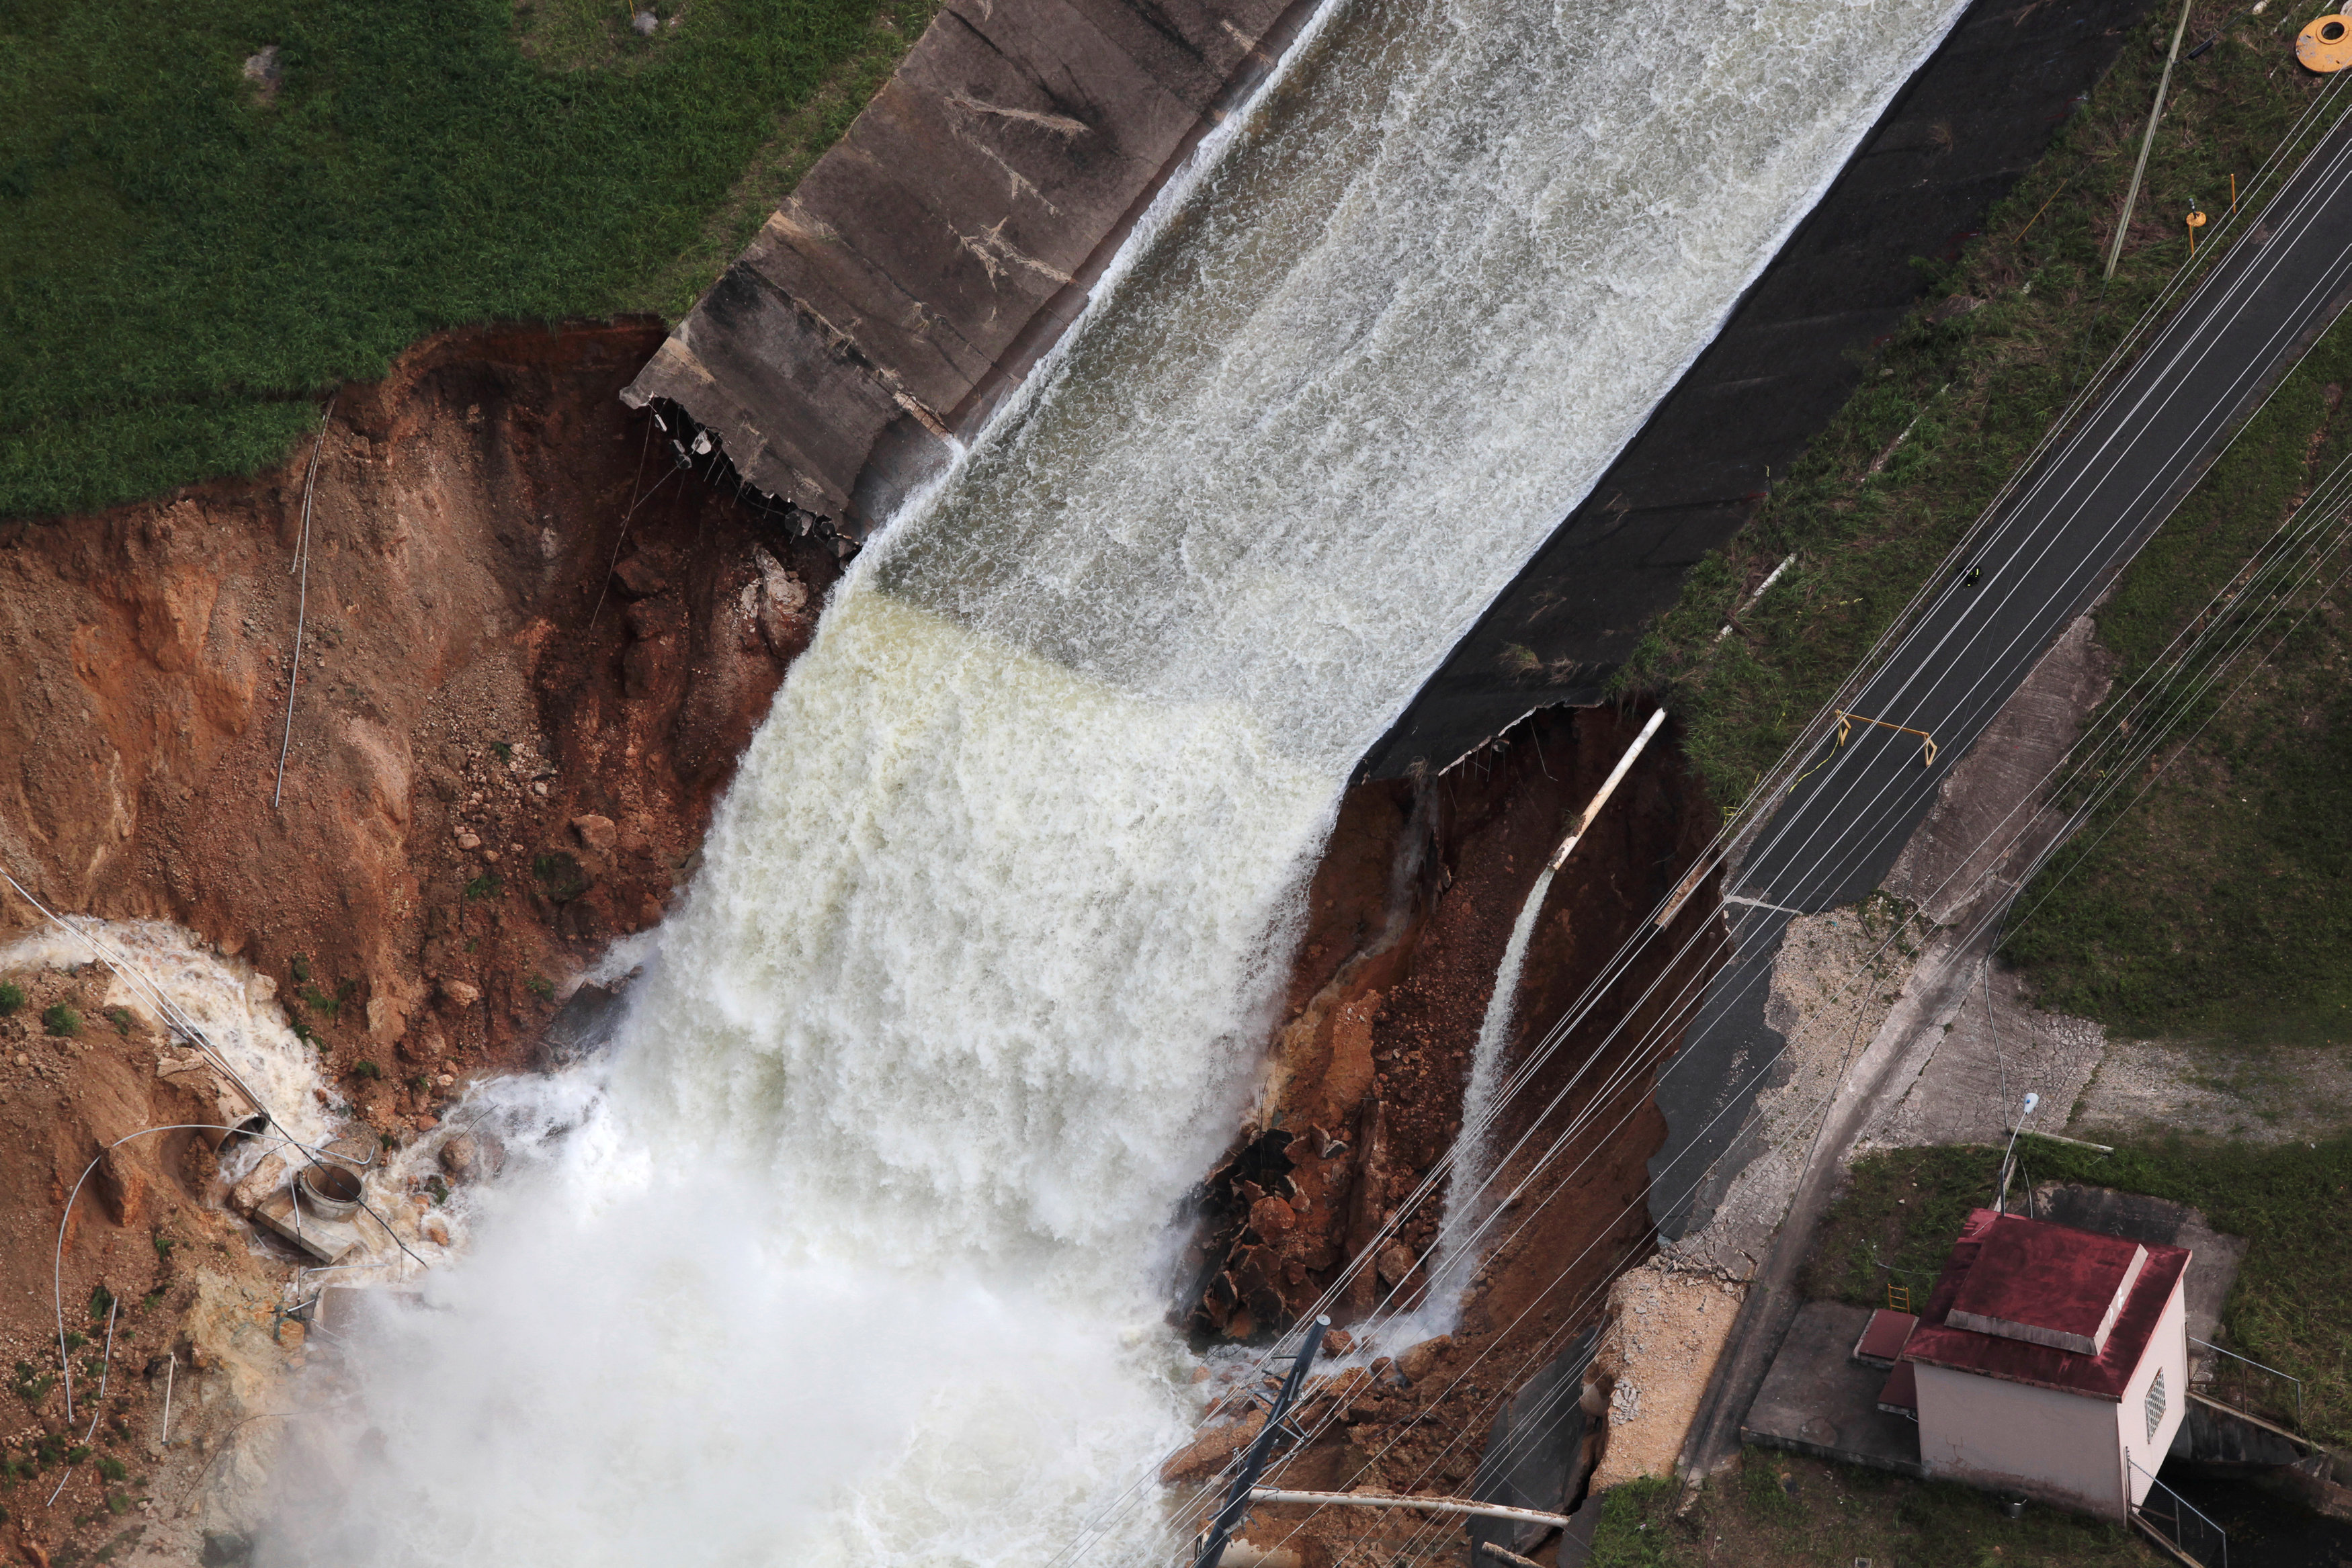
[{"x1": 1887, "y1": 1207, "x2": 2191, "y2": 1518}]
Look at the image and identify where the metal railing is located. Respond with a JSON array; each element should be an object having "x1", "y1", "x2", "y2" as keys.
[
  {"x1": 2130, "y1": 1456, "x2": 2227, "y2": 1568},
  {"x1": 2191, "y1": 1336, "x2": 2304, "y2": 1430}
]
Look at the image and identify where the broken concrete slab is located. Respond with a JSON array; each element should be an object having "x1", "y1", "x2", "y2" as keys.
[{"x1": 250, "y1": 1186, "x2": 363, "y2": 1266}]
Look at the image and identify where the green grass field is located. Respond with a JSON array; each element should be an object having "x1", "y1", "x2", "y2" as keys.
[
  {"x1": 1588, "y1": 1456, "x2": 2156, "y2": 1567},
  {"x1": 0, "y1": 0, "x2": 933, "y2": 519},
  {"x1": 1618, "y1": 7, "x2": 2352, "y2": 1042}
]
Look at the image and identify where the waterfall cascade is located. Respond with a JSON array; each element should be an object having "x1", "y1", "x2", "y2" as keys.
[{"x1": 269, "y1": 0, "x2": 1968, "y2": 1561}]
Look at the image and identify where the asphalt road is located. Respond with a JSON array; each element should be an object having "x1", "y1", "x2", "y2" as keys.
[
  {"x1": 1747, "y1": 103, "x2": 2352, "y2": 914},
  {"x1": 1651, "y1": 90, "x2": 2352, "y2": 1240}
]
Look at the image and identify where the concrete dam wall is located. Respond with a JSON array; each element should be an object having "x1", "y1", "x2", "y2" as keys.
[
  {"x1": 630, "y1": 0, "x2": 2152, "y2": 787},
  {"x1": 621, "y1": 0, "x2": 1316, "y2": 531}
]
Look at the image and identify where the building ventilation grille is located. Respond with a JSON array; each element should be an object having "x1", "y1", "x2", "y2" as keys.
[{"x1": 2145, "y1": 1367, "x2": 2167, "y2": 1442}]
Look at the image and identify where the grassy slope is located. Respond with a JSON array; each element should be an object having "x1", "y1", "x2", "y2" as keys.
[
  {"x1": 1617, "y1": 6, "x2": 2352, "y2": 1041},
  {"x1": 1588, "y1": 1460, "x2": 2153, "y2": 1568},
  {"x1": 0, "y1": 0, "x2": 933, "y2": 520},
  {"x1": 1996, "y1": 331, "x2": 2352, "y2": 1037}
]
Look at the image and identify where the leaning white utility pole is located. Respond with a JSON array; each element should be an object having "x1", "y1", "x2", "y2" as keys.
[
  {"x1": 1244, "y1": 1490, "x2": 1571, "y2": 1530},
  {"x1": 1546, "y1": 709, "x2": 1669, "y2": 872},
  {"x1": 2106, "y1": 0, "x2": 2198, "y2": 281}
]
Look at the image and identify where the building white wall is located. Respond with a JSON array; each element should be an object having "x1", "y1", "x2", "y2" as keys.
[
  {"x1": 1914, "y1": 1362, "x2": 2124, "y2": 1518},
  {"x1": 1913, "y1": 1272, "x2": 2190, "y2": 1520},
  {"x1": 2115, "y1": 1279, "x2": 2190, "y2": 1507}
]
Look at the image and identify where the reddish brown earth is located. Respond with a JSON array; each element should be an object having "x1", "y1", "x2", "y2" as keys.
[
  {"x1": 1171, "y1": 707, "x2": 1725, "y2": 1567},
  {"x1": 0, "y1": 323, "x2": 1718, "y2": 1565},
  {"x1": 0, "y1": 319, "x2": 838, "y2": 1560}
]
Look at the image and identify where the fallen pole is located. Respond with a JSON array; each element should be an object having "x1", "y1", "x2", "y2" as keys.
[
  {"x1": 1478, "y1": 1543, "x2": 1546, "y2": 1568},
  {"x1": 1546, "y1": 708, "x2": 1669, "y2": 872},
  {"x1": 1246, "y1": 1490, "x2": 1570, "y2": 1530}
]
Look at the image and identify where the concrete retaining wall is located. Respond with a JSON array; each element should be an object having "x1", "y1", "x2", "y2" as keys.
[{"x1": 622, "y1": 0, "x2": 1315, "y2": 533}]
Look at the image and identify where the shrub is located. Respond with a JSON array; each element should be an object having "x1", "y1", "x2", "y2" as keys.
[
  {"x1": 526, "y1": 975, "x2": 556, "y2": 1000},
  {"x1": 350, "y1": 1060, "x2": 381, "y2": 1082},
  {"x1": 462, "y1": 875, "x2": 503, "y2": 902},
  {"x1": 41, "y1": 1004, "x2": 80, "y2": 1038},
  {"x1": 103, "y1": 1006, "x2": 133, "y2": 1035},
  {"x1": 0, "y1": 980, "x2": 23, "y2": 1016}
]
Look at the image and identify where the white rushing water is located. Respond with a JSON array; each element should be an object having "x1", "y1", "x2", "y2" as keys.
[
  {"x1": 1429, "y1": 867, "x2": 1554, "y2": 1308},
  {"x1": 271, "y1": 0, "x2": 1966, "y2": 1561}
]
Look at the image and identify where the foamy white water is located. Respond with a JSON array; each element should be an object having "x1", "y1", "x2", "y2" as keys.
[{"x1": 269, "y1": 0, "x2": 1965, "y2": 1561}]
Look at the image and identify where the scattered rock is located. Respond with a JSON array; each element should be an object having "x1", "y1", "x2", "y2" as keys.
[
  {"x1": 748, "y1": 546, "x2": 810, "y2": 657},
  {"x1": 1394, "y1": 1334, "x2": 1452, "y2": 1386},
  {"x1": 439, "y1": 978, "x2": 481, "y2": 1008},
  {"x1": 227, "y1": 1152, "x2": 291, "y2": 1219},
  {"x1": 1159, "y1": 1411, "x2": 1265, "y2": 1485},
  {"x1": 421, "y1": 1216, "x2": 451, "y2": 1246},
  {"x1": 1247, "y1": 1194, "x2": 1295, "y2": 1236},
  {"x1": 1375, "y1": 1239, "x2": 1418, "y2": 1288},
  {"x1": 398, "y1": 1026, "x2": 447, "y2": 1065},
  {"x1": 571, "y1": 814, "x2": 618, "y2": 853},
  {"x1": 631, "y1": 9, "x2": 659, "y2": 34},
  {"x1": 240, "y1": 46, "x2": 281, "y2": 102},
  {"x1": 1320, "y1": 1327, "x2": 1356, "y2": 1358},
  {"x1": 455, "y1": 832, "x2": 481, "y2": 851},
  {"x1": 95, "y1": 1146, "x2": 146, "y2": 1227},
  {"x1": 541, "y1": 979, "x2": 627, "y2": 1065},
  {"x1": 612, "y1": 554, "x2": 666, "y2": 598},
  {"x1": 200, "y1": 1530, "x2": 253, "y2": 1567},
  {"x1": 439, "y1": 1128, "x2": 506, "y2": 1181}
]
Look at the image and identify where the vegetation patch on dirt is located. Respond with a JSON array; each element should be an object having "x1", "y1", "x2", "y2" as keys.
[{"x1": 0, "y1": 0, "x2": 929, "y2": 519}]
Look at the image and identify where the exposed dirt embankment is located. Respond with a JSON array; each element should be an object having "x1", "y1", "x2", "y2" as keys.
[
  {"x1": 1171, "y1": 707, "x2": 1725, "y2": 1560},
  {"x1": 0, "y1": 319, "x2": 833, "y2": 1072},
  {"x1": 0, "y1": 320, "x2": 835, "y2": 1561}
]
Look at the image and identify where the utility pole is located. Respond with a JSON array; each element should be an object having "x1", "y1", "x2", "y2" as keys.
[
  {"x1": 1190, "y1": 1316, "x2": 1329, "y2": 1568},
  {"x1": 2107, "y1": 0, "x2": 2198, "y2": 281}
]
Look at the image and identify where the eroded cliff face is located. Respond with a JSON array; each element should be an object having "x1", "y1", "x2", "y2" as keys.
[
  {"x1": 0, "y1": 320, "x2": 836, "y2": 1089},
  {"x1": 1171, "y1": 707, "x2": 1725, "y2": 1553},
  {"x1": 0, "y1": 320, "x2": 840, "y2": 1561}
]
